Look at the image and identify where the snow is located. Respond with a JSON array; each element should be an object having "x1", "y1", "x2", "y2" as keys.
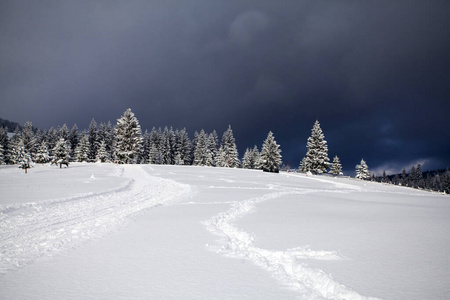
[{"x1": 1, "y1": 164, "x2": 450, "y2": 299}]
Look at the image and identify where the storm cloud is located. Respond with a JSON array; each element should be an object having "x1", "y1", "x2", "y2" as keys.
[{"x1": 1, "y1": 0, "x2": 449, "y2": 174}]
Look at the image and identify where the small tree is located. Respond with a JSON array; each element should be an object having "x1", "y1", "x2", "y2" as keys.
[
  {"x1": 75, "y1": 134, "x2": 90, "y2": 162},
  {"x1": 35, "y1": 140, "x2": 50, "y2": 163},
  {"x1": 14, "y1": 140, "x2": 32, "y2": 173},
  {"x1": 355, "y1": 159, "x2": 370, "y2": 180},
  {"x1": 0, "y1": 144, "x2": 5, "y2": 165},
  {"x1": 96, "y1": 140, "x2": 110, "y2": 163},
  {"x1": 260, "y1": 131, "x2": 282, "y2": 173},
  {"x1": 329, "y1": 155, "x2": 343, "y2": 176},
  {"x1": 242, "y1": 148, "x2": 252, "y2": 169},
  {"x1": 52, "y1": 138, "x2": 71, "y2": 168}
]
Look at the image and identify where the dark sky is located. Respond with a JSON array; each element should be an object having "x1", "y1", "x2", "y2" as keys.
[{"x1": 1, "y1": 1, "x2": 449, "y2": 175}]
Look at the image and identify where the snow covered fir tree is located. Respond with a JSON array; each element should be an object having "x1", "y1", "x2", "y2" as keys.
[
  {"x1": 355, "y1": 159, "x2": 370, "y2": 180},
  {"x1": 216, "y1": 125, "x2": 240, "y2": 168},
  {"x1": 260, "y1": 131, "x2": 282, "y2": 173},
  {"x1": 300, "y1": 120, "x2": 330, "y2": 174},
  {"x1": 114, "y1": 108, "x2": 143, "y2": 164},
  {"x1": 329, "y1": 155, "x2": 343, "y2": 176}
]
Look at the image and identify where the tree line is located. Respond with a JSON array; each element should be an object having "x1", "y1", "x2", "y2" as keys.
[
  {"x1": 1, "y1": 109, "x2": 448, "y2": 194},
  {"x1": 0, "y1": 109, "x2": 282, "y2": 173},
  {"x1": 370, "y1": 164, "x2": 450, "y2": 194}
]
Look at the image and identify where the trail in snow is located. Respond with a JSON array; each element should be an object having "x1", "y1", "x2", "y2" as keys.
[
  {"x1": 203, "y1": 179, "x2": 380, "y2": 300},
  {"x1": 0, "y1": 165, "x2": 191, "y2": 274}
]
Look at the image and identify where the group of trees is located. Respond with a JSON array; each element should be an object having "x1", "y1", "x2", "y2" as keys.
[
  {"x1": 0, "y1": 109, "x2": 283, "y2": 172},
  {"x1": 298, "y1": 120, "x2": 343, "y2": 176},
  {"x1": 1, "y1": 111, "x2": 448, "y2": 194},
  {"x1": 371, "y1": 164, "x2": 450, "y2": 194}
]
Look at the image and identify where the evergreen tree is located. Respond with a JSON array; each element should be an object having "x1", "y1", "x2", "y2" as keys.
[
  {"x1": 178, "y1": 128, "x2": 192, "y2": 165},
  {"x1": 46, "y1": 127, "x2": 58, "y2": 157},
  {"x1": 58, "y1": 124, "x2": 70, "y2": 141},
  {"x1": 68, "y1": 124, "x2": 79, "y2": 157},
  {"x1": 301, "y1": 120, "x2": 330, "y2": 174},
  {"x1": 382, "y1": 170, "x2": 387, "y2": 183},
  {"x1": 7, "y1": 128, "x2": 22, "y2": 164},
  {"x1": 442, "y1": 169, "x2": 450, "y2": 194},
  {"x1": 148, "y1": 143, "x2": 161, "y2": 164},
  {"x1": 0, "y1": 144, "x2": 5, "y2": 165},
  {"x1": 35, "y1": 140, "x2": 50, "y2": 163},
  {"x1": 141, "y1": 130, "x2": 151, "y2": 164},
  {"x1": 22, "y1": 121, "x2": 37, "y2": 160},
  {"x1": 252, "y1": 145, "x2": 262, "y2": 169},
  {"x1": 114, "y1": 109, "x2": 143, "y2": 164},
  {"x1": 260, "y1": 131, "x2": 282, "y2": 173},
  {"x1": 16, "y1": 140, "x2": 32, "y2": 173},
  {"x1": 193, "y1": 130, "x2": 208, "y2": 166},
  {"x1": 401, "y1": 168, "x2": 407, "y2": 186},
  {"x1": 329, "y1": 155, "x2": 343, "y2": 175},
  {"x1": 217, "y1": 125, "x2": 240, "y2": 168},
  {"x1": 88, "y1": 119, "x2": 99, "y2": 162},
  {"x1": 355, "y1": 159, "x2": 370, "y2": 180},
  {"x1": 52, "y1": 137, "x2": 71, "y2": 167},
  {"x1": 75, "y1": 133, "x2": 90, "y2": 162},
  {"x1": 208, "y1": 131, "x2": 219, "y2": 164},
  {"x1": 0, "y1": 127, "x2": 9, "y2": 163},
  {"x1": 242, "y1": 148, "x2": 252, "y2": 169},
  {"x1": 96, "y1": 140, "x2": 110, "y2": 163},
  {"x1": 160, "y1": 127, "x2": 173, "y2": 165},
  {"x1": 299, "y1": 157, "x2": 308, "y2": 172}
]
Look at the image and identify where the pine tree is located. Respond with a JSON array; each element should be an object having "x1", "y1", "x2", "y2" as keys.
[
  {"x1": 217, "y1": 125, "x2": 240, "y2": 168},
  {"x1": 22, "y1": 121, "x2": 37, "y2": 160},
  {"x1": 252, "y1": 145, "x2": 262, "y2": 169},
  {"x1": 178, "y1": 128, "x2": 192, "y2": 165},
  {"x1": 46, "y1": 127, "x2": 58, "y2": 157},
  {"x1": 7, "y1": 128, "x2": 22, "y2": 164},
  {"x1": 242, "y1": 148, "x2": 252, "y2": 169},
  {"x1": 74, "y1": 133, "x2": 90, "y2": 162},
  {"x1": 35, "y1": 140, "x2": 50, "y2": 163},
  {"x1": 52, "y1": 138, "x2": 70, "y2": 167},
  {"x1": 194, "y1": 130, "x2": 208, "y2": 166},
  {"x1": 329, "y1": 155, "x2": 343, "y2": 176},
  {"x1": 0, "y1": 127, "x2": 9, "y2": 164},
  {"x1": 88, "y1": 119, "x2": 99, "y2": 162},
  {"x1": 114, "y1": 108, "x2": 143, "y2": 164},
  {"x1": 58, "y1": 124, "x2": 70, "y2": 141},
  {"x1": 159, "y1": 127, "x2": 171, "y2": 165},
  {"x1": 0, "y1": 144, "x2": 5, "y2": 165},
  {"x1": 260, "y1": 131, "x2": 282, "y2": 173},
  {"x1": 141, "y1": 130, "x2": 151, "y2": 164},
  {"x1": 355, "y1": 159, "x2": 370, "y2": 180},
  {"x1": 68, "y1": 124, "x2": 79, "y2": 157},
  {"x1": 96, "y1": 140, "x2": 110, "y2": 163},
  {"x1": 301, "y1": 120, "x2": 330, "y2": 174},
  {"x1": 16, "y1": 140, "x2": 32, "y2": 173}
]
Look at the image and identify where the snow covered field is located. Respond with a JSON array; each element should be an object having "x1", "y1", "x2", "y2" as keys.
[{"x1": 1, "y1": 163, "x2": 449, "y2": 299}]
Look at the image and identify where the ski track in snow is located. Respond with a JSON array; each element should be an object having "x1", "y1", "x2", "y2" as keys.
[
  {"x1": 0, "y1": 165, "x2": 191, "y2": 274},
  {"x1": 203, "y1": 177, "x2": 380, "y2": 300}
]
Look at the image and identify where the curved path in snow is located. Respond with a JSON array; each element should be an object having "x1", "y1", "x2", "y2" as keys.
[
  {"x1": 203, "y1": 174, "x2": 379, "y2": 300},
  {"x1": 0, "y1": 165, "x2": 191, "y2": 274}
]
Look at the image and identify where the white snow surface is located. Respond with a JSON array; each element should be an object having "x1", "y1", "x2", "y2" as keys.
[{"x1": 1, "y1": 164, "x2": 449, "y2": 299}]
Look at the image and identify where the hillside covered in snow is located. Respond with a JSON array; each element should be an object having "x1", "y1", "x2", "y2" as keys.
[{"x1": 1, "y1": 164, "x2": 449, "y2": 299}]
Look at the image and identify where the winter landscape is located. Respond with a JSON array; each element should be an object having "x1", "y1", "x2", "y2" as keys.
[
  {"x1": 1, "y1": 163, "x2": 449, "y2": 299},
  {"x1": 2, "y1": 1, "x2": 450, "y2": 299}
]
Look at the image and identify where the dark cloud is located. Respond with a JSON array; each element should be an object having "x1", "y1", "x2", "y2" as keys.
[{"x1": 1, "y1": 0, "x2": 449, "y2": 175}]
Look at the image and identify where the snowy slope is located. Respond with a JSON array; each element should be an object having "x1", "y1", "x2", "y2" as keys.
[{"x1": 0, "y1": 164, "x2": 449, "y2": 299}]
